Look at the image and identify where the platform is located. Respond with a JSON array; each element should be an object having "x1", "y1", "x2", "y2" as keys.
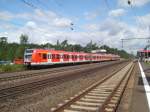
[{"x1": 117, "y1": 61, "x2": 150, "y2": 112}]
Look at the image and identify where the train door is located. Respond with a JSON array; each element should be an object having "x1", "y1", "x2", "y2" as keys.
[
  {"x1": 60, "y1": 53, "x2": 63, "y2": 63},
  {"x1": 69, "y1": 54, "x2": 72, "y2": 62},
  {"x1": 77, "y1": 54, "x2": 80, "y2": 62},
  {"x1": 47, "y1": 53, "x2": 51, "y2": 64}
]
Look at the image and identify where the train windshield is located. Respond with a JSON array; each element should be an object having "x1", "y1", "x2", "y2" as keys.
[
  {"x1": 25, "y1": 55, "x2": 32, "y2": 59},
  {"x1": 25, "y1": 49, "x2": 34, "y2": 54}
]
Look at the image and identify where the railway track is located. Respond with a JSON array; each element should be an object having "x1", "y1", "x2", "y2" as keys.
[
  {"x1": 50, "y1": 62, "x2": 135, "y2": 112},
  {"x1": 0, "y1": 61, "x2": 126, "y2": 82},
  {"x1": 0, "y1": 61, "x2": 128, "y2": 103}
]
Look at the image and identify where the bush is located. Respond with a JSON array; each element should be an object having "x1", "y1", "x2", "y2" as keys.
[{"x1": 0, "y1": 64, "x2": 26, "y2": 72}]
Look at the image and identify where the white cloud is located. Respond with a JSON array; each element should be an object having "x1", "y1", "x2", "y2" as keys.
[
  {"x1": 84, "y1": 11, "x2": 99, "y2": 20},
  {"x1": 53, "y1": 18, "x2": 72, "y2": 28},
  {"x1": 82, "y1": 24, "x2": 100, "y2": 31},
  {"x1": 118, "y1": 0, "x2": 150, "y2": 7},
  {"x1": 0, "y1": 9, "x2": 72, "y2": 29},
  {"x1": 0, "y1": 11, "x2": 13, "y2": 21},
  {"x1": 0, "y1": 8, "x2": 150, "y2": 54},
  {"x1": 0, "y1": 17, "x2": 149, "y2": 54},
  {"x1": 136, "y1": 13, "x2": 150, "y2": 28},
  {"x1": 109, "y1": 9, "x2": 126, "y2": 17},
  {"x1": 25, "y1": 21, "x2": 37, "y2": 29}
]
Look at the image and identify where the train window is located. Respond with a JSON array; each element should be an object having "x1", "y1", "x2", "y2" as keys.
[
  {"x1": 85, "y1": 56, "x2": 88, "y2": 59},
  {"x1": 56, "y1": 54, "x2": 60, "y2": 59},
  {"x1": 72, "y1": 55, "x2": 74, "y2": 59},
  {"x1": 52, "y1": 54, "x2": 55, "y2": 59},
  {"x1": 25, "y1": 55, "x2": 31, "y2": 59},
  {"x1": 63, "y1": 55, "x2": 67, "y2": 59},
  {"x1": 25, "y1": 49, "x2": 33, "y2": 53},
  {"x1": 75, "y1": 55, "x2": 77, "y2": 59},
  {"x1": 42, "y1": 54, "x2": 47, "y2": 59},
  {"x1": 64, "y1": 55, "x2": 66, "y2": 59},
  {"x1": 79, "y1": 55, "x2": 83, "y2": 59}
]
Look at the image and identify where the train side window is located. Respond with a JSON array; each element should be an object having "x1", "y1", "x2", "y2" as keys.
[
  {"x1": 52, "y1": 54, "x2": 55, "y2": 59},
  {"x1": 75, "y1": 55, "x2": 77, "y2": 59},
  {"x1": 64, "y1": 55, "x2": 67, "y2": 59},
  {"x1": 56, "y1": 54, "x2": 60, "y2": 59},
  {"x1": 63, "y1": 55, "x2": 66, "y2": 59},
  {"x1": 72, "y1": 55, "x2": 74, "y2": 59},
  {"x1": 43, "y1": 54, "x2": 47, "y2": 59}
]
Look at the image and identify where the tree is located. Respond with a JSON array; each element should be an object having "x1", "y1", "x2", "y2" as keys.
[
  {"x1": 84, "y1": 40, "x2": 99, "y2": 52},
  {"x1": 0, "y1": 37, "x2": 8, "y2": 60},
  {"x1": 60, "y1": 40, "x2": 68, "y2": 50},
  {"x1": 55, "y1": 40, "x2": 61, "y2": 50},
  {"x1": 0, "y1": 37, "x2": 7, "y2": 44},
  {"x1": 19, "y1": 34, "x2": 28, "y2": 45}
]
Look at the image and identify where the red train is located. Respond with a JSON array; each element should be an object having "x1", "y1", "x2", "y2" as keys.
[{"x1": 24, "y1": 49, "x2": 120, "y2": 66}]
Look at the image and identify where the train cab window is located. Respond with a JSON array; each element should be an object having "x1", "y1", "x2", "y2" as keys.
[{"x1": 42, "y1": 54, "x2": 47, "y2": 59}]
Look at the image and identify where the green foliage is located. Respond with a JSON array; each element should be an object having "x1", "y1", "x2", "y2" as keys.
[
  {"x1": 0, "y1": 34, "x2": 133, "y2": 61},
  {"x1": 0, "y1": 37, "x2": 7, "y2": 44},
  {"x1": 0, "y1": 64, "x2": 25, "y2": 72},
  {"x1": 20, "y1": 34, "x2": 28, "y2": 45}
]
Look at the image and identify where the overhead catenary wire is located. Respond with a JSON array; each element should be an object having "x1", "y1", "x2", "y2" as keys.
[
  {"x1": 21, "y1": 0, "x2": 74, "y2": 31},
  {"x1": 126, "y1": 0, "x2": 150, "y2": 48},
  {"x1": 128, "y1": 0, "x2": 147, "y2": 29},
  {"x1": 22, "y1": 0, "x2": 38, "y2": 9}
]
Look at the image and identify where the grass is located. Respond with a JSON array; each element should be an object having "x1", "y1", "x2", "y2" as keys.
[{"x1": 0, "y1": 64, "x2": 26, "y2": 73}]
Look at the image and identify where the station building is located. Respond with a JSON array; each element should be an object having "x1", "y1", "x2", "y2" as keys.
[{"x1": 137, "y1": 46, "x2": 150, "y2": 62}]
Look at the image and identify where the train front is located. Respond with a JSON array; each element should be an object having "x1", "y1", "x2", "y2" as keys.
[{"x1": 24, "y1": 49, "x2": 34, "y2": 67}]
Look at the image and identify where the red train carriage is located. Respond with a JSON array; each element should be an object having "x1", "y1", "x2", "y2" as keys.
[{"x1": 24, "y1": 49, "x2": 120, "y2": 66}]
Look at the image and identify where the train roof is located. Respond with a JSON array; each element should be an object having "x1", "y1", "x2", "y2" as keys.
[
  {"x1": 26, "y1": 49, "x2": 119, "y2": 56},
  {"x1": 138, "y1": 50, "x2": 150, "y2": 53},
  {"x1": 31, "y1": 49, "x2": 89, "y2": 55}
]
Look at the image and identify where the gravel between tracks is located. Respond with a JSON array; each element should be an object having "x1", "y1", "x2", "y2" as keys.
[
  {"x1": 116, "y1": 62, "x2": 137, "y2": 112},
  {"x1": 0, "y1": 61, "x2": 128, "y2": 112},
  {"x1": 0, "y1": 61, "x2": 122, "y2": 89}
]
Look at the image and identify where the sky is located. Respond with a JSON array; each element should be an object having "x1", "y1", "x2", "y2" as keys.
[{"x1": 0, "y1": 0, "x2": 150, "y2": 54}]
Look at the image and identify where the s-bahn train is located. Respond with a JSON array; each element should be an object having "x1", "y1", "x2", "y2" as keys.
[{"x1": 24, "y1": 49, "x2": 120, "y2": 66}]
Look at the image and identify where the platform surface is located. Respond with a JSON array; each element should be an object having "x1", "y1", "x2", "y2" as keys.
[{"x1": 130, "y1": 62, "x2": 150, "y2": 112}]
